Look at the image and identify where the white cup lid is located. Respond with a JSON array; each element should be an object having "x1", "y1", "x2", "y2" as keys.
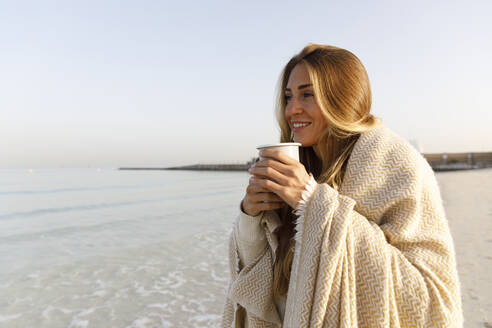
[{"x1": 256, "y1": 142, "x2": 302, "y2": 149}]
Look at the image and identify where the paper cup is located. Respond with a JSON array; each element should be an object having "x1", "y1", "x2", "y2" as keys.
[{"x1": 256, "y1": 143, "x2": 302, "y2": 162}]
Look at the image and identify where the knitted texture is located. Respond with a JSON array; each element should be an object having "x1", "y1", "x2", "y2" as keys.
[
  {"x1": 222, "y1": 123, "x2": 463, "y2": 328},
  {"x1": 289, "y1": 173, "x2": 318, "y2": 306}
]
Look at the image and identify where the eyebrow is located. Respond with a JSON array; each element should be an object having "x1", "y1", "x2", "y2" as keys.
[{"x1": 285, "y1": 84, "x2": 313, "y2": 92}]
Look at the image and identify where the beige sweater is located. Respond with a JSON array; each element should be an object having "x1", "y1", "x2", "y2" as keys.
[
  {"x1": 236, "y1": 209, "x2": 288, "y2": 322},
  {"x1": 222, "y1": 122, "x2": 463, "y2": 327}
]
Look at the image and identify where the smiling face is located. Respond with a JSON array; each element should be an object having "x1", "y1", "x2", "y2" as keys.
[{"x1": 284, "y1": 63, "x2": 327, "y2": 147}]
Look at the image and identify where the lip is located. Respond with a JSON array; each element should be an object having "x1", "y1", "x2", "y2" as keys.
[{"x1": 291, "y1": 121, "x2": 312, "y2": 132}]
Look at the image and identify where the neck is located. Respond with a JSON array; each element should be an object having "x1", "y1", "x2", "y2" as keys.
[{"x1": 313, "y1": 144, "x2": 322, "y2": 159}]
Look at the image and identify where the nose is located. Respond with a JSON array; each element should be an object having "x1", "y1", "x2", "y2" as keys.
[{"x1": 285, "y1": 97, "x2": 303, "y2": 119}]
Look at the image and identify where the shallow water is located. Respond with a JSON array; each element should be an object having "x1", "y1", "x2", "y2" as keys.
[
  {"x1": 1, "y1": 169, "x2": 248, "y2": 327},
  {"x1": 1, "y1": 167, "x2": 491, "y2": 327}
]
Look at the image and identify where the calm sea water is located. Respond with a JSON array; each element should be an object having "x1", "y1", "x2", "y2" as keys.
[
  {"x1": 1, "y1": 168, "x2": 249, "y2": 327},
  {"x1": 2, "y1": 168, "x2": 491, "y2": 327}
]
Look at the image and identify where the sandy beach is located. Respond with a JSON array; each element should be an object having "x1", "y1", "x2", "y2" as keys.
[{"x1": 436, "y1": 168, "x2": 492, "y2": 327}]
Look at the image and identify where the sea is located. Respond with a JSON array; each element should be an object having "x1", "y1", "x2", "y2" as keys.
[
  {"x1": 1, "y1": 168, "x2": 249, "y2": 327},
  {"x1": 1, "y1": 167, "x2": 491, "y2": 327}
]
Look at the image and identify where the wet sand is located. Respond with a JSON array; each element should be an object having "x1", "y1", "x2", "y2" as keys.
[{"x1": 436, "y1": 168, "x2": 492, "y2": 327}]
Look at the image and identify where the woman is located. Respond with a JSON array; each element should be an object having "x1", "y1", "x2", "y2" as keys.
[{"x1": 222, "y1": 44, "x2": 463, "y2": 327}]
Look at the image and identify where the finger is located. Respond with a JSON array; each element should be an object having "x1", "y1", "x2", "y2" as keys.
[
  {"x1": 252, "y1": 159, "x2": 293, "y2": 177},
  {"x1": 246, "y1": 183, "x2": 271, "y2": 194},
  {"x1": 254, "y1": 201, "x2": 285, "y2": 212},
  {"x1": 249, "y1": 176, "x2": 283, "y2": 189},
  {"x1": 249, "y1": 166, "x2": 289, "y2": 186},
  {"x1": 248, "y1": 192, "x2": 284, "y2": 203},
  {"x1": 258, "y1": 149, "x2": 298, "y2": 165},
  {"x1": 255, "y1": 177, "x2": 284, "y2": 196}
]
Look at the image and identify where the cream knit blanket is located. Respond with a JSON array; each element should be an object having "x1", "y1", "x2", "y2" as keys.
[{"x1": 222, "y1": 123, "x2": 463, "y2": 327}]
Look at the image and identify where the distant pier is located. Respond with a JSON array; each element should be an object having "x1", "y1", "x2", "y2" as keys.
[
  {"x1": 119, "y1": 164, "x2": 250, "y2": 171},
  {"x1": 423, "y1": 151, "x2": 492, "y2": 171},
  {"x1": 119, "y1": 160, "x2": 255, "y2": 172},
  {"x1": 119, "y1": 152, "x2": 492, "y2": 172}
]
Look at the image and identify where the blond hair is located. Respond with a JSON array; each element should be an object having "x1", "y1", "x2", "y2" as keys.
[{"x1": 273, "y1": 44, "x2": 380, "y2": 298}]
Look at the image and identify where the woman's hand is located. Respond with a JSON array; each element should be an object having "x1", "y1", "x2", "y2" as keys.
[
  {"x1": 247, "y1": 149, "x2": 311, "y2": 209},
  {"x1": 241, "y1": 178, "x2": 285, "y2": 217}
]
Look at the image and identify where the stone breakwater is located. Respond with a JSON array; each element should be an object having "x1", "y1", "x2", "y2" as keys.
[
  {"x1": 119, "y1": 152, "x2": 492, "y2": 172},
  {"x1": 119, "y1": 164, "x2": 250, "y2": 171},
  {"x1": 423, "y1": 151, "x2": 492, "y2": 171}
]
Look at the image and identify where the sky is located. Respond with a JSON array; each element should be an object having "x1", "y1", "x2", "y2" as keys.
[{"x1": 1, "y1": 0, "x2": 491, "y2": 168}]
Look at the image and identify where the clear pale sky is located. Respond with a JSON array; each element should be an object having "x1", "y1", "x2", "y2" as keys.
[{"x1": 2, "y1": 0, "x2": 491, "y2": 168}]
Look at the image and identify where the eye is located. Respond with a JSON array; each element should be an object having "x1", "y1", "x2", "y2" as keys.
[
  {"x1": 284, "y1": 94, "x2": 292, "y2": 102},
  {"x1": 303, "y1": 92, "x2": 314, "y2": 99}
]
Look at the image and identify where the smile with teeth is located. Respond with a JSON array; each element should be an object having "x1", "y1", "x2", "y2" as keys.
[{"x1": 292, "y1": 122, "x2": 312, "y2": 131}]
